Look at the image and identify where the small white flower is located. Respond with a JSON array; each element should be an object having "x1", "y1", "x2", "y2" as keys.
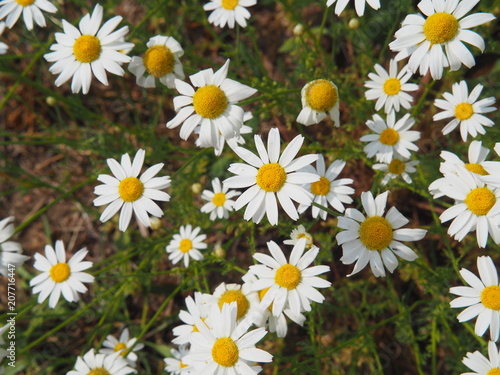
[
  {"x1": 164, "y1": 345, "x2": 192, "y2": 374},
  {"x1": 283, "y1": 224, "x2": 314, "y2": 249},
  {"x1": 67, "y1": 349, "x2": 136, "y2": 375},
  {"x1": 201, "y1": 177, "x2": 240, "y2": 220},
  {"x1": 297, "y1": 79, "x2": 340, "y2": 127},
  {"x1": 373, "y1": 157, "x2": 419, "y2": 186},
  {"x1": 166, "y1": 225, "x2": 207, "y2": 267},
  {"x1": 172, "y1": 292, "x2": 209, "y2": 345},
  {"x1": 0, "y1": 217, "x2": 29, "y2": 276},
  {"x1": 326, "y1": 0, "x2": 380, "y2": 17},
  {"x1": 0, "y1": 0, "x2": 56, "y2": 30},
  {"x1": 461, "y1": 341, "x2": 500, "y2": 375},
  {"x1": 204, "y1": 0, "x2": 256, "y2": 29},
  {"x1": 99, "y1": 328, "x2": 144, "y2": 367}
]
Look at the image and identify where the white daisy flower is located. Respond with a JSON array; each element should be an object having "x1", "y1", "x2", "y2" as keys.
[
  {"x1": 201, "y1": 177, "x2": 240, "y2": 220},
  {"x1": 93, "y1": 148, "x2": 171, "y2": 232},
  {"x1": 166, "y1": 225, "x2": 207, "y2": 267},
  {"x1": 128, "y1": 35, "x2": 184, "y2": 89},
  {"x1": 224, "y1": 127, "x2": 319, "y2": 225},
  {"x1": 183, "y1": 302, "x2": 272, "y2": 374},
  {"x1": 204, "y1": 0, "x2": 256, "y2": 29},
  {"x1": 433, "y1": 80, "x2": 496, "y2": 141},
  {"x1": 0, "y1": 217, "x2": 29, "y2": 276},
  {"x1": 167, "y1": 59, "x2": 257, "y2": 150},
  {"x1": 67, "y1": 349, "x2": 136, "y2": 375},
  {"x1": 326, "y1": 0, "x2": 380, "y2": 17},
  {"x1": 172, "y1": 292, "x2": 210, "y2": 345},
  {"x1": 389, "y1": 0, "x2": 496, "y2": 80},
  {"x1": 248, "y1": 238, "x2": 331, "y2": 317},
  {"x1": 462, "y1": 341, "x2": 500, "y2": 375},
  {"x1": 298, "y1": 154, "x2": 354, "y2": 220},
  {"x1": 283, "y1": 224, "x2": 314, "y2": 249},
  {"x1": 336, "y1": 191, "x2": 427, "y2": 278},
  {"x1": 360, "y1": 112, "x2": 420, "y2": 163},
  {"x1": 373, "y1": 157, "x2": 419, "y2": 186},
  {"x1": 0, "y1": 22, "x2": 7, "y2": 55},
  {"x1": 164, "y1": 345, "x2": 192, "y2": 374},
  {"x1": 364, "y1": 59, "x2": 419, "y2": 114},
  {"x1": 297, "y1": 79, "x2": 340, "y2": 127},
  {"x1": 0, "y1": 0, "x2": 56, "y2": 30},
  {"x1": 99, "y1": 328, "x2": 144, "y2": 367},
  {"x1": 438, "y1": 168, "x2": 500, "y2": 248},
  {"x1": 29, "y1": 240, "x2": 94, "y2": 309},
  {"x1": 449, "y1": 256, "x2": 500, "y2": 341},
  {"x1": 44, "y1": 4, "x2": 134, "y2": 94}
]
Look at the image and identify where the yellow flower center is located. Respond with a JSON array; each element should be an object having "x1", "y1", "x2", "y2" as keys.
[
  {"x1": 258, "y1": 287, "x2": 273, "y2": 312},
  {"x1": 212, "y1": 192, "x2": 227, "y2": 207},
  {"x1": 383, "y1": 78, "x2": 401, "y2": 96},
  {"x1": 192, "y1": 85, "x2": 228, "y2": 119},
  {"x1": 454, "y1": 102, "x2": 474, "y2": 121},
  {"x1": 15, "y1": 0, "x2": 35, "y2": 6},
  {"x1": 379, "y1": 128, "x2": 400, "y2": 146},
  {"x1": 311, "y1": 176, "x2": 330, "y2": 196},
  {"x1": 88, "y1": 369, "x2": 110, "y2": 375},
  {"x1": 465, "y1": 163, "x2": 489, "y2": 176},
  {"x1": 50, "y1": 263, "x2": 71, "y2": 283},
  {"x1": 143, "y1": 45, "x2": 175, "y2": 78},
  {"x1": 118, "y1": 177, "x2": 144, "y2": 202},
  {"x1": 487, "y1": 369, "x2": 500, "y2": 375},
  {"x1": 114, "y1": 342, "x2": 127, "y2": 355},
  {"x1": 423, "y1": 12, "x2": 459, "y2": 45},
  {"x1": 305, "y1": 80, "x2": 338, "y2": 112},
  {"x1": 256, "y1": 163, "x2": 287, "y2": 192},
  {"x1": 465, "y1": 187, "x2": 496, "y2": 216},
  {"x1": 73, "y1": 35, "x2": 102, "y2": 63},
  {"x1": 275, "y1": 264, "x2": 301, "y2": 290},
  {"x1": 388, "y1": 159, "x2": 406, "y2": 175},
  {"x1": 221, "y1": 0, "x2": 238, "y2": 10},
  {"x1": 179, "y1": 239, "x2": 193, "y2": 253},
  {"x1": 212, "y1": 337, "x2": 239, "y2": 367},
  {"x1": 481, "y1": 286, "x2": 500, "y2": 310},
  {"x1": 217, "y1": 290, "x2": 249, "y2": 320},
  {"x1": 359, "y1": 216, "x2": 393, "y2": 251},
  {"x1": 179, "y1": 361, "x2": 188, "y2": 369}
]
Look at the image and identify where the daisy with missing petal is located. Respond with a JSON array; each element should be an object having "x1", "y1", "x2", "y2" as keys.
[
  {"x1": 224, "y1": 127, "x2": 319, "y2": 225},
  {"x1": 67, "y1": 349, "x2": 136, "y2": 375},
  {"x1": 167, "y1": 59, "x2": 257, "y2": 150},
  {"x1": 0, "y1": 0, "x2": 56, "y2": 30},
  {"x1": 99, "y1": 328, "x2": 144, "y2": 366},
  {"x1": 298, "y1": 154, "x2": 354, "y2": 220},
  {"x1": 449, "y1": 256, "x2": 500, "y2": 341},
  {"x1": 361, "y1": 112, "x2": 420, "y2": 163},
  {"x1": 201, "y1": 177, "x2": 240, "y2": 220},
  {"x1": 166, "y1": 225, "x2": 207, "y2": 267},
  {"x1": 29, "y1": 240, "x2": 94, "y2": 309},
  {"x1": 128, "y1": 35, "x2": 184, "y2": 88},
  {"x1": 172, "y1": 292, "x2": 209, "y2": 345},
  {"x1": 297, "y1": 79, "x2": 340, "y2": 126},
  {"x1": 364, "y1": 59, "x2": 419, "y2": 114},
  {"x1": 44, "y1": 4, "x2": 134, "y2": 94},
  {"x1": 373, "y1": 157, "x2": 419, "y2": 186},
  {"x1": 389, "y1": 0, "x2": 496, "y2": 80},
  {"x1": 93, "y1": 149, "x2": 171, "y2": 232},
  {"x1": 433, "y1": 80, "x2": 496, "y2": 141},
  {"x1": 0, "y1": 22, "x2": 7, "y2": 55},
  {"x1": 164, "y1": 345, "x2": 192, "y2": 374},
  {"x1": 336, "y1": 191, "x2": 427, "y2": 278},
  {"x1": 326, "y1": 0, "x2": 380, "y2": 17},
  {"x1": 249, "y1": 238, "x2": 331, "y2": 317},
  {"x1": 204, "y1": 0, "x2": 256, "y2": 29},
  {"x1": 462, "y1": 341, "x2": 500, "y2": 375},
  {"x1": 0, "y1": 217, "x2": 29, "y2": 276},
  {"x1": 283, "y1": 224, "x2": 314, "y2": 249}
]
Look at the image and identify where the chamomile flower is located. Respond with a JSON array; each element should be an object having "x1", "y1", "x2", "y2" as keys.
[
  {"x1": 183, "y1": 302, "x2": 272, "y2": 374},
  {"x1": 93, "y1": 149, "x2": 171, "y2": 232},
  {"x1": 67, "y1": 349, "x2": 136, "y2": 375},
  {"x1": 389, "y1": 0, "x2": 496, "y2": 80},
  {"x1": 297, "y1": 79, "x2": 340, "y2": 126},
  {"x1": 249, "y1": 238, "x2": 331, "y2": 317},
  {"x1": 29, "y1": 241, "x2": 94, "y2": 309},
  {"x1": 201, "y1": 177, "x2": 240, "y2": 220},
  {"x1": 164, "y1": 345, "x2": 192, "y2": 374},
  {"x1": 462, "y1": 341, "x2": 500, "y2": 375},
  {"x1": 326, "y1": 0, "x2": 380, "y2": 17},
  {"x1": 283, "y1": 224, "x2": 314, "y2": 249},
  {"x1": 449, "y1": 256, "x2": 500, "y2": 341},
  {"x1": 167, "y1": 59, "x2": 257, "y2": 150},
  {"x1": 0, "y1": 217, "x2": 29, "y2": 276},
  {"x1": 99, "y1": 328, "x2": 144, "y2": 366},
  {"x1": 361, "y1": 112, "x2": 420, "y2": 163},
  {"x1": 373, "y1": 157, "x2": 419, "y2": 186},
  {"x1": 44, "y1": 4, "x2": 134, "y2": 94},
  {"x1": 166, "y1": 225, "x2": 207, "y2": 267},
  {"x1": 223, "y1": 127, "x2": 319, "y2": 225},
  {"x1": 433, "y1": 80, "x2": 496, "y2": 141},
  {"x1": 336, "y1": 191, "x2": 427, "y2": 278},
  {"x1": 172, "y1": 292, "x2": 209, "y2": 345},
  {"x1": 0, "y1": 22, "x2": 7, "y2": 54},
  {"x1": 364, "y1": 59, "x2": 419, "y2": 114},
  {"x1": 128, "y1": 35, "x2": 184, "y2": 88},
  {"x1": 438, "y1": 168, "x2": 500, "y2": 248},
  {"x1": 298, "y1": 155, "x2": 355, "y2": 220},
  {"x1": 0, "y1": 0, "x2": 56, "y2": 30},
  {"x1": 204, "y1": 0, "x2": 256, "y2": 29}
]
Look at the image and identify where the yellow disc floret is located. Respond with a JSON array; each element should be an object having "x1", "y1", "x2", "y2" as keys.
[
  {"x1": 423, "y1": 12, "x2": 459, "y2": 45},
  {"x1": 221, "y1": 0, "x2": 239, "y2": 10},
  {"x1": 15, "y1": 0, "x2": 35, "y2": 5},
  {"x1": 179, "y1": 239, "x2": 193, "y2": 253},
  {"x1": 258, "y1": 287, "x2": 273, "y2": 311},
  {"x1": 143, "y1": 45, "x2": 175, "y2": 78},
  {"x1": 311, "y1": 176, "x2": 331, "y2": 196},
  {"x1": 256, "y1": 163, "x2": 287, "y2": 192},
  {"x1": 212, "y1": 337, "x2": 239, "y2": 367},
  {"x1": 359, "y1": 216, "x2": 393, "y2": 251},
  {"x1": 73, "y1": 35, "x2": 102, "y2": 63},
  {"x1": 50, "y1": 263, "x2": 71, "y2": 283},
  {"x1": 88, "y1": 368, "x2": 110, "y2": 375},
  {"x1": 465, "y1": 187, "x2": 496, "y2": 216},
  {"x1": 388, "y1": 159, "x2": 406, "y2": 175},
  {"x1": 454, "y1": 102, "x2": 474, "y2": 121},
  {"x1": 114, "y1": 342, "x2": 127, "y2": 354},
  {"x1": 192, "y1": 85, "x2": 228, "y2": 119},
  {"x1": 383, "y1": 78, "x2": 401, "y2": 96},
  {"x1": 118, "y1": 177, "x2": 144, "y2": 202},
  {"x1": 487, "y1": 369, "x2": 500, "y2": 375},
  {"x1": 379, "y1": 128, "x2": 400, "y2": 146},
  {"x1": 305, "y1": 80, "x2": 338, "y2": 112},
  {"x1": 275, "y1": 264, "x2": 301, "y2": 290},
  {"x1": 212, "y1": 192, "x2": 227, "y2": 207},
  {"x1": 218, "y1": 290, "x2": 249, "y2": 320},
  {"x1": 481, "y1": 286, "x2": 500, "y2": 310},
  {"x1": 465, "y1": 163, "x2": 489, "y2": 176}
]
